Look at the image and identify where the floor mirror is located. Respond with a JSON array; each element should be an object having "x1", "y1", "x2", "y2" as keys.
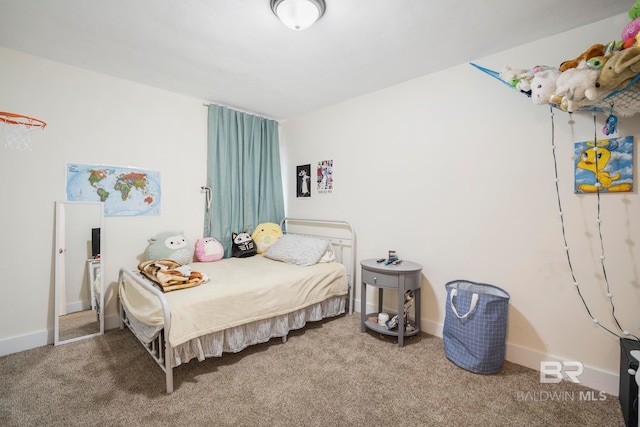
[{"x1": 54, "y1": 201, "x2": 105, "y2": 345}]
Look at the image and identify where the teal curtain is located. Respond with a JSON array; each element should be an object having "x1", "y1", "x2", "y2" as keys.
[{"x1": 204, "y1": 105, "x2": 285, "y2": 257}]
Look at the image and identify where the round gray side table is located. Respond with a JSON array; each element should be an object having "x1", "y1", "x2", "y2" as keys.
[{"x1": 360, "y1": 258, "x2": 422, "y2": 347}]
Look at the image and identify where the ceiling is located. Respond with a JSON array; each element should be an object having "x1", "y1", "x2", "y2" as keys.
[{"x1": 0, "y1": 0, "x2": 632, "y2": 119}]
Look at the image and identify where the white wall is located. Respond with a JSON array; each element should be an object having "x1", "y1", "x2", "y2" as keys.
[
  {"x1": 279, "y1": 14, "x2": 639, "y2": 395},
  {"x1": 0, "y1": 47, "x2": 208, "y2": 353}
]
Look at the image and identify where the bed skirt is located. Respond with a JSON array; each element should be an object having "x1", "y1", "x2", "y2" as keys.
[{"x1": 122, "y1": 295, "x2": 345, "y2": 368}]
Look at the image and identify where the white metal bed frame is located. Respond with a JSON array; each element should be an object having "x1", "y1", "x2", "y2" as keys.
[{"x1": 118, "y1": 217, "x2": 355, "y2": 393}]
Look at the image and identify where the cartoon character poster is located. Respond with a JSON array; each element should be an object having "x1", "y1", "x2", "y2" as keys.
[
  {"x1": 574, "y1": 136, "x2": 633, "y2": 193},
  {"x1": 317, "y1": 159, "x2": 333, "y2": 194},
  {"x1": 296, "y1": 164, "x2": 311, "y2": 198}
]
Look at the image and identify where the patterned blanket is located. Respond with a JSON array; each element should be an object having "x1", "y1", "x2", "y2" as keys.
[{"x1": 138, "y1": 259, "x2": 204, "y2": 292}]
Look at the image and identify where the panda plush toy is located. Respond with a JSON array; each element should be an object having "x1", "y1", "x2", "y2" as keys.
[{"x1": 231, "y1": 232, "x2": 257, "y2": 258}]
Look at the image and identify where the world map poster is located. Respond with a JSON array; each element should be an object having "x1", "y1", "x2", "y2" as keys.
[{"x1": 66, "y1": 163, "x2": 161, "y2": 216}]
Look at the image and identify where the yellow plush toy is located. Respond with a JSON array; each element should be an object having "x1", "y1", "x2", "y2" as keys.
[{"x1": 251, "y1": 222, "x2": 283, "y2": 254}]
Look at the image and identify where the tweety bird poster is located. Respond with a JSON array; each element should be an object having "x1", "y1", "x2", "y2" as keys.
[{"x1": 574, "y1": 136, "x2": 633, "y2": 193}]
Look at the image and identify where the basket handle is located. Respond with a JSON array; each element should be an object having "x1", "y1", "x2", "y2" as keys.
[{"x1": 449, "y1": 289, "x2": 479, "y2": 319}]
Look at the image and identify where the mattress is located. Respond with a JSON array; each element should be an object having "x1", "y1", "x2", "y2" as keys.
[{"x1": 119, "y1": 255, "x2": 348, "y2": 348}]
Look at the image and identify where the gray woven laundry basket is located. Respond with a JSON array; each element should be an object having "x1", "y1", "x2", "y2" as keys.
[{"x1": 443, "y1": 280, "x2": 510, "y2": 374}]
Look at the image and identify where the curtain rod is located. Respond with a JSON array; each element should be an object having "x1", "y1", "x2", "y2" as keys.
[{"x1": 202, "y1": 102, "x2": 278, "y2": 122}]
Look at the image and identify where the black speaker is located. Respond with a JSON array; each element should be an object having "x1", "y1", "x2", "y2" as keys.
[
  {"x1": 91, "y1": 227, "x2": 101, "y2": 258},
  {"x1": 620, "y1": 338, "x2": 640, "y2": 427}
]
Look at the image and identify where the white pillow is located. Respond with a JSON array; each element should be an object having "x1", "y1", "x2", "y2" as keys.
[
  {"x1": 318, "y1": 246, "x2": 336, "y2": 263},
  {"x1": 263, "y1": 234, "x2": 331, "y2": 266}
]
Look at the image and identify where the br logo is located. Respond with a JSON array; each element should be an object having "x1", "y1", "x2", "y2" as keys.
[{"x1": 540, "y1": 361, "x2": 584, "y2": 383}]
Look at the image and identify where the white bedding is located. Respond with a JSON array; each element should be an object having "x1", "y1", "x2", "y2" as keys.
[
  {"x1": 93, "y1": 268, "x2": 101, "y2": 300},
  {"x1": 120, "y1": 255, "x2": 348, "y2": 347}
]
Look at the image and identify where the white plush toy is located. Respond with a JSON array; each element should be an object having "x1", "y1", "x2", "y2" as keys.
[
  {"x1": 499, "y1": 66, "x2": 527, "y2": 87},
  {"x1": 552, "y1": 60, "x2": 602, "y2": 112},
  {"x1": 530, "y1": 69, "x2": 561, "y2": 105},
  {"x1": 498, "y1": 66, "x2": 535, "y2": 95},
  {"x1": 516, "y1": 77, "x2": 531, "y2": 94}
]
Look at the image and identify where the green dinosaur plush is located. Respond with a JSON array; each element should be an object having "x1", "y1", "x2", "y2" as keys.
[{"x1": 630, "y1": 0, "x2": 640, "y2": 20}]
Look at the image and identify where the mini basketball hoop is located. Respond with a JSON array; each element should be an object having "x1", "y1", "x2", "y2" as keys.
[{"x1": 0, "y1": 111, "x2": 47, "y2": 151}]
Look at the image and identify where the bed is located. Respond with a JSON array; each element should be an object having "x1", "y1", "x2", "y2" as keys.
[{"x1": 118, "y1": 218, "x2": 355, "y2": 393}]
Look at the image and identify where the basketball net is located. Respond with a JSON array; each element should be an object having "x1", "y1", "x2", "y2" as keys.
[{"x1": 0, "y1": 112, "x2": 47, "y2": 151}]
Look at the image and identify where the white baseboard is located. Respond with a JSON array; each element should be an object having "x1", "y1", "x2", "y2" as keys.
[
  {"x1": 356, "y1": 299, "x2": 620, "y2": 397},
  {"x1": 504, "y1": 341, "x2": 620, "y2": 397},
  {"x1": 0, "y1": 329, "x2": 53, "y2": 357},
  {"x1": 0, "y1": 313, "x2": 121, "y2": 358}
]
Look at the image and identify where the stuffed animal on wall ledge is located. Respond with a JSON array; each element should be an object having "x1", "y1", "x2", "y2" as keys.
[
  {"x1": 194, "y1": 237, "x2": 224, "y2": 262},
  {"x1": 530, "y1": 69, "x2": 561, "y2": 105},
  {"x1": 622, "y1": 0, "x2": 640, "y2": 45},
  {"x1": 594, "y1": 47, "x2": 640, "y2": 94},
  {"x1": 472, "y1": 0, "x2": 640, "y2": 117},
  {"x1": 559, "y1": 44, "x2": 606, "y2": 72},
  {"x1": 145, "y1": 231, "x2": 192, "y2": 265},
  {"x1": 551, "y1": 60, "x2": 603, "y2": 113},
  {"x1": 231, "y1": 232, "x2": 257, "y2": 258},
  {"x1": 499, "y1": 66, "x2": 529, "y2": 93},
  {"x1": 631, "y1": 0, "x2": 640, "y2": 20},
  {"x1": 251, "y1": 222, "x2": 283, "y2": 254}
]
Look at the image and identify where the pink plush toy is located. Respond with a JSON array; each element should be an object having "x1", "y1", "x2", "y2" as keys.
[
  {"x1": 194, "y1": 237, "x2": 224, "y2": 262},
  {"x1": 622, "y1": 17, "x2": 640, "y2": 41}
]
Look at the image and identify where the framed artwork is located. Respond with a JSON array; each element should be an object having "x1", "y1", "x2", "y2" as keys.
[
  {"x1": 296, "y1": 164, "x2": 311, "y2": 198},
  {"x1": 574, "y1": 136, "x2": 633, "y2": 194},
  {"x1": 317, "y1": 159, "x2": 333, "y2": 194}
]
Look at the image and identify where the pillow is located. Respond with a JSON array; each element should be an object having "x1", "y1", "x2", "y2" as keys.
[
  {"x1": 318, "y1": 245, "x2": 336, "y2": 263},
  {"x1": 264, "y1": 234, "x2": 331, "y2": 266},
  {"x1": 194, "y1": 237, "x2": 224, "y2": 262},
  {"x1": 231, "y1": 232, "x2": 257, "y2": 258},
  {"x1": 145, "y1": 231, "x2": 192, "y2": 265},
  {"x1": 251, "y1": 222, "x2": 283, "y2": 254}
]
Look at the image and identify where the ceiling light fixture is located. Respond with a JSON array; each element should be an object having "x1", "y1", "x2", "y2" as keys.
[{"x1": 270, "y1": 0, "x2": 326, "y2": 31}]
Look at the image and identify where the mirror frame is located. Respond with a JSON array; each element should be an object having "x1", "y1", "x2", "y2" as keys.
[{"x1": 54, "y1": 200, "x2": 105, "y2": 345}]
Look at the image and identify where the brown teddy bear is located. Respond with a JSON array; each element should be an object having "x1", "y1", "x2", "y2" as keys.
[{"x1": 560, "y1": 44, "x2": 606, "y2": 72}]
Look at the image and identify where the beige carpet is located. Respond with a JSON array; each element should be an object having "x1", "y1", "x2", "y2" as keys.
[
  {"x1": 58, "y1": 309, "x2": 100, "y2": 342},
  {"x1": 0, "y1": 314, "x2": 625, "y2": 426}
]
